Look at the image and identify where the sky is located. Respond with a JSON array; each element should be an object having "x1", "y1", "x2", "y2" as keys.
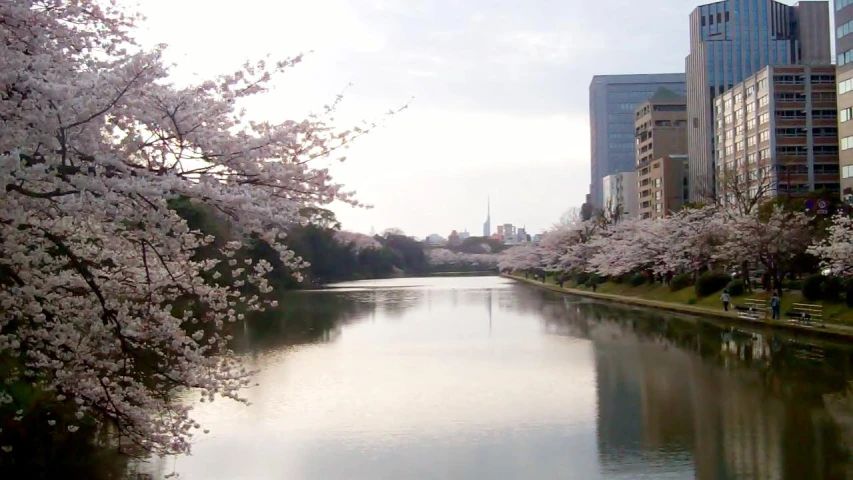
[{"x1": 136, "y1": 0, "x2": 722, "y2": 238}]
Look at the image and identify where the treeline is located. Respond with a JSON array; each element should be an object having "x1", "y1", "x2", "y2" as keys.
[{"x1": 172, "y1": 199, "x2": 429, "y2": 287}]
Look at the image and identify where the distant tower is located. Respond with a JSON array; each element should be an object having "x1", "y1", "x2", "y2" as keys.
[{"x1": 482, "y1": 196, "x2": 491, "y2": 237}]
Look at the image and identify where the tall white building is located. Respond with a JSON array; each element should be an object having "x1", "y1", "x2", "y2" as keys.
[{"x1": 602, "y1": 171, "x2": 638, "y2": 219}]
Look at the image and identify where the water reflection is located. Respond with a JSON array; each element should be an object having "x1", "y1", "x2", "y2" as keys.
[{"x1": 137, "y1": 277, "x2": 853, "y2": 479}]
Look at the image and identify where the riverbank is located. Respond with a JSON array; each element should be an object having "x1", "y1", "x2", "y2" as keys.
[{"x1": 505, "y1": 274, "x2": 853, "y2": 341}]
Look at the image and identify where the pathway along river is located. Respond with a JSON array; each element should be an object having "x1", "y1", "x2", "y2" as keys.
[{"x1": 136, "y1": 276, "x2": 853, "y2": 479}]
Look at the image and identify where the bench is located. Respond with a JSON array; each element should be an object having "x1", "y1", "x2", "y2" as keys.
[
  {"x1": 735, "y1": 298, "x2": 767, "y2": 320},
  {"x1": 786, "y1": 303, "x2": 824, "y2": 327}
]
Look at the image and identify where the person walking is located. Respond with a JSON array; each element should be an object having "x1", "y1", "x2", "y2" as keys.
[
  {"x1": 770, "y1": 293, "x2": 781, "y2": 320},
  {"x1": 721, "y1": 290, "x2": 731, "y2": 311}
]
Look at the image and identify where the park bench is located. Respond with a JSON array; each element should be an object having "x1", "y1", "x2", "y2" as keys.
[
  {"x1": 786, "y1": 303, "x2": 824, "y2": 328},
  {"x1": 735, "y1": 298, "x2": 766, "y2": 320}
]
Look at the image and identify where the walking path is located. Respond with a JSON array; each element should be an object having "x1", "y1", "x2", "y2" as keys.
[{"x1": 505, "y1": 274, "x2": 853, "y2": 341}]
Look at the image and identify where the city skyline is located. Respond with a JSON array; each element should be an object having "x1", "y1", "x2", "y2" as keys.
[{"x1": 134, "y1": 0, "x2": 714, "y2": 237}]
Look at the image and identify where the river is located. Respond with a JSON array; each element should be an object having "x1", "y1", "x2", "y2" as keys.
[{"x1": 135, "y1": 276, "x2": 853, "y2": 479}]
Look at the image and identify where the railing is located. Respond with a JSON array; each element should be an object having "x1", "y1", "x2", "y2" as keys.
[
  {"x1": 787, "y1": 303, "x2": 824, "y2": 327},
  {"x1": 735, "y1": 298, "x2": 766, "y2": 320}
]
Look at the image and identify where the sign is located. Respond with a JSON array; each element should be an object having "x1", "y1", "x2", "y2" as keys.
[
  {"x1": 804, "y1": 199, "x2": 815, "y2": 211},
  {"x1": 817, "y1": 199, "x2": 829, "y2": 215}
]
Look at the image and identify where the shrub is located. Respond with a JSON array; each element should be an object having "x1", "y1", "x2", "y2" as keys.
[
  {"x1": 694, "y1": 272, "x2": 731, "y2": 297},
  {"x1": 785, "y1": 279, "x2": 803, "y2": 291},
  {"x1": 802, "y1": 274, "x2": 825, "y2": 301},
  {"x1": 588, "y1": 274, "x2": 600, "y2": 286},
  {"x1": 575, "y1": 272, "x2": 590, "y2": 286},
  {"x1": 726, "y1": 279, "x2": 744, "y2": 296},
  {"x1": 612, "y1": 274, "x2": 624, "y2": 284},
  {"x1": 687, "y1": 297, "x2": 698, "y2": 305},
  {"x1": 823, "y1": 276, "x2": 843, "y2": 301},
  {"x1": 847, "y1": 281, "x2": 853, "y2": 308},
  {"x1": 629, "y1": 273, "x2": 646, "y2": 287},
  {"x1": 670, "y1": 273, "x2": 693, "y2": 292}
]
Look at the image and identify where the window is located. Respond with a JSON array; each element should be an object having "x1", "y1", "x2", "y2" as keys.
[
  {"x1": 776, "y1": 127, "x2": 807, "y2": 137},
  {"x1": 839, "y1": 0, "x2": 853, "y2": 12},
  {"x1": 815, "y1": 164, "x2": 840, "y2": 174},
  {"x1": 777, "y1": 146, "x2": 808, "y2": 156},
  {"x1": 736, "y1": 140, "x2": 744, "y2": 151},
  {"x1": 775, "y1": 92, "x2": 807, "y2": 102},
  {"x1": 747, "y1": 153, "x2": 757, "y2": 164},
  {"x1": 747, "y1": 119, "x2": 756, "y2": 130},
  {"x1": 812, "y1": 109, "x2": 837, "y2": 120},
  {"x1": 654, "y1": 191, "x2": 662, "y2": 200},
  {"x1": 757, "y1": 79, "x2": 768, "y2": 91},
  {"x1": 724, "y1": 114, "x2": 733, "y2": 124},
  {"x1": 815, "y1": 145, "x2": 839, "y2": 155},
  {"x1": 776, "y1": 109, "x2": 807, "y2": 119},
  {"x1": 839, "y1": 48, "x2": 853, "y2": 66},
  {"x1": 723, "y1": 99, "x2": 733, "y2": 111},
  {"x1": 758, "y1": 95, "x2": 769, "y2": 107},
  {"x1": 735, "y1": 109, "x2": 743, "y2": 122},
  {"x1": 843, "y1": 165, "x2": 853, "y2": 179},
  {"x1": 842, "y1": 136, "x2": 853, "y2": 151},
  {"x1": 759, "y1": 148, "x2": 770, "y2": 160},
  {"x1": 653, "y1": 104, "x2": 686, "y2": 111},
  {"x1": 814, "y1": 127, "x2": 838, "y2": 137},
  {"x1": 654, "y1": 178, "x2": 661, "y2": 188},
  {"x1": 759, "y1": 113, "x2": 770, "y2": 124},
  {"x1": 654, "y1": 203, "x2": 663, "y2": 212},
  {"x1": 811, "y1": 74, "x2": 835, "y2": 84},
  {"x1": 746, "y1": 103, "x2": 755, "y2": 114},
  {"x1": 774, "y1": 74, "x2": 804, "y2": 85},
  {"x1": 747, "y1": 136, "x2": 757, "y2": 147},
  {"x1": 733, "y1": 93, "x2": 742, "y2": 105},
  {"x1": 812, "y1": 91, "x2": 836, "y2": 102},
  {"x1": 735, "y1": 125, "x2": 745, "y2": 136},
  {"x1": 758, "y1": 130, "x2": 770, "y2": 143}
]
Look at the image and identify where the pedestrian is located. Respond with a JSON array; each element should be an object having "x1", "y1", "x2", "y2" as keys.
[
  {"x1": 770, "y1": 293, "x2": 781, "y2": 320},
  {"x1": 591, "y1": 281, "x2": 597, "y2": 292},
  {"x1": 721, "y1": 290, "x2": 731, "y2": 311},
  {"x1": 557, "y1": 276, "x2": 564, "y2": 288}
]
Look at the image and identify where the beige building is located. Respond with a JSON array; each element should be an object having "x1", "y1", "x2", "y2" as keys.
[
  {"x1": 635, "y1": 88, "x2": 689, "y2": 219},
  {"x1": 714, "y1": 65, "x2": 839, "y2": 207},
  {"x1": 836, "y1": 0, "x2": 853, "y2": 204}
]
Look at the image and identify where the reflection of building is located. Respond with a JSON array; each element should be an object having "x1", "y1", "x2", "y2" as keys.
[
  {"x1": 602, "y1": 171, "x2": 638, "y2": 218},
  {"x1": 685, "y1": 0, "x2": 831, "y2": 201},
  {"x1": 589, "y1": 74, "x2": 687, "y2": 207},
  {"x1": 715, "y1": 65, "x2": 839, "y2": 205}
]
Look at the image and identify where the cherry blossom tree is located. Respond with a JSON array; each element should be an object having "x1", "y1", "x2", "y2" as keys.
[
  {"x1": 717, "y1": 207, "x2": 813, "y2": 294},
  {"x1": 808, "y1": 213, "x2": 853, "y2": 278},
  {"x1": 0, "y1": 1, "x2": 389, "y2": 456},
  {"x1": 427, "y1": 249, "x2": 498, "y2": 269},
  {"x1": 658, "y1": 206, "x2": 727, "y2": 277},
  {"x1": 498, "y1": 244, "x2": 541, "y2": 272},
  {"x1": 587, "y1": 217, "x2": 670, "y2": 277}
]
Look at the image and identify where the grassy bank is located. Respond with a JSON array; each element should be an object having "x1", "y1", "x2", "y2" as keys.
[{"x1": 506, "y1": 274, "x2": 853, "y2": 339}]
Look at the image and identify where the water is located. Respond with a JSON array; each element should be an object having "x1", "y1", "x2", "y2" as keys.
[{"x1": 137, "y1": 276, "x2": 853, "y2": 479}]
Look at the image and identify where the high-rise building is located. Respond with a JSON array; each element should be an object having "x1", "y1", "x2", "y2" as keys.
[
  {"x1": 715, "y1": 65, "x2": 839, "y2": 205},
  {"x1": 635, "y1": 88, "x2": 690, "y2": 218},
  {"x1": 836, "y1": 0, "x2": 853, "y2": 203},
  {"x1": 685, "y1": 0, "x2": 831, "y2": 202},
  {"x1": 589, "y1": 74, "x2": 686, "y2": 207},
  {"x1": 482, "y1": 197, "x2": 491, "y2": 237}
]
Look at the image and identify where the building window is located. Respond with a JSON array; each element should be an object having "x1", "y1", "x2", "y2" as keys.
[
  {"x1": 775, "y1": 92, "x2": 807, "y2": 102},
  {"x1": 759, "y1": 148, "x2": 770, "y2": 160},
  {"x1": 776, "y1": 127, "x2": 807, "y2": 137},
  {"x1": 774, "y1": 75, "x2": 804, "y2": 85},
  {"x1": 747, "y1": 136, "x2": 757, "y2": 147},
  {"x1": 757, "y1": 79, "x2": 768, "y2": 91},
  {"x1": 842, "y1": 136, "x2": 853, "y2": 151},
  {"x1": 838, "y1": 48, "x2": 853, "y2": 66},
  {"x1": 815, "y1": 145, "x2": 840, "y2": 155},
  {"x1": 839, "y1": 0, "x2": 853, "y2": 11},
  {"x1": 747, "y1": 119, "x2": 756, "y2": 130},
  {"x1": 777, "y1": 146, "x2": 808, "y2": 156},
  {"x1": 733, "y1": 93, "x2": 742, "y2": 105},
  {"x1": 655, "y1": 191, "x2": 662, "y2": 200},
  {"x1": 814, "y1": 127, "x2": 838, "y2": 137},
  {"x1": 813, "y1": 109, "x2": 837, "y2": 120},
  {"x1": 736, "y1": 140, "x2": 744, "y2": 151},
  {"x1": 758, "y1": 95, "x2": 769, "y2": 107},
  {"x1": 843, "y1": 165, "x2": 853, "y2": 179},
  {"x1": 735, "y1": 125, "x2": 744, "y2": 136},
  {"x1": 759, "y1": 113, "x2": 770, "y2": 124},
  {"x1": 813, "y1": 91, "x2": 836, "y2": 102},
  {"x1": 842, "y1": 108, "x2": 853, "y2": 123},
  {"x1": 747, "y1": 153, "x2": 757, "y2": 164},
  {"x1": 840, "y1": 78, "x2": 853, "y2": 95},
  {"x1": 811, "y1": 74, "x2": 836, "y2": 84},
  {"x1": 758, "y1": 130, "x2": 770, "y2": 143}
]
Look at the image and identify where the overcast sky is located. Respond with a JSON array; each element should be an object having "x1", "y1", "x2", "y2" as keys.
[{"x1": 138, "y1": 0, "x2": 725, "y2": 238}]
